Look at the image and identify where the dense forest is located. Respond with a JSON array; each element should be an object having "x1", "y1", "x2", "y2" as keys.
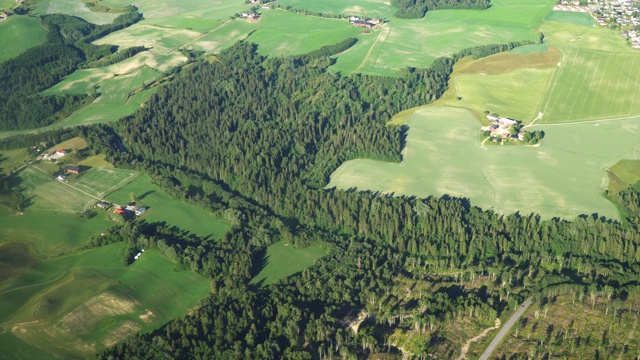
[
  {"x1": 0, "y1": 7, "x2": 141, "y2": 131},
  {"x1": 2, "y1": 14, "x2": 639, "y2": 357},
  {"x1": 392, "y1": 0, "x2": 492, "y2": 19}
]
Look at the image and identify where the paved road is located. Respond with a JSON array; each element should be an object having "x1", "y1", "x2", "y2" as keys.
[{"x1": 479, "y1": 298, "x2": 532, "y2": 360}]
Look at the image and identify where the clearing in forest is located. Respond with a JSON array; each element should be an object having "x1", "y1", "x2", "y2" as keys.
[{"x1": 251, "y1": 241, "x2": 327, "y2": 286}]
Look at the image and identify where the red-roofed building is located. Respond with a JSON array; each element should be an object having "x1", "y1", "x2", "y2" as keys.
[{"x1": 115, "y1": 208, "x2": 126, "y2": 215}]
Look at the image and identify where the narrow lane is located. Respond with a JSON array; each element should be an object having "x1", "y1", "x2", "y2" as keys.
[{"x1": 479, "y1": 298, "x2": 532, "y2": 360}]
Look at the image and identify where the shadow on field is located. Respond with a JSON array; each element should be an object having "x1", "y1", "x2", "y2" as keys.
[{"x1": 137, "y1": 190, "x2": 155, "y2": 200}]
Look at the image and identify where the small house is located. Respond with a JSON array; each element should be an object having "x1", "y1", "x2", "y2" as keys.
[
  {"x1": 66, "y1": 166, "x2": 80, "y2": 174},
  {"x1": 135, "y1": 207, "x2": 146, "y2": 216},
  {"x1": 115, "y1": 208, "x2": 126, "y2": 215},
  {"x1": 57, "y1": 174, "x2": 68, "y2": 182},
  {"x1": 56, "y1": 149, "x2": 67, "y2": 156}
]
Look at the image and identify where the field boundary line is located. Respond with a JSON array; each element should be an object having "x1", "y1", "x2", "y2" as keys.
[
  {"x1": 180, "y1": 19, "x2": 233, "y2": 51},
  {"x1": 351, "y1": 25, "x2": 387, "y2": 75},
  {"x1": 538, "y1": 46, "x2": 569, "y2": 122},
  {"x1": 530, "y1": 114, "x2": 640, "y2": 128},
  {"x1": 29, "y1": 165, "x2": 101, "y2": 201}
]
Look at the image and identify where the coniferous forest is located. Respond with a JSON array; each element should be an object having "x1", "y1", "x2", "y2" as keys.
[{"x1": 3, "y1": 6, "x2": 640, "y2": 357}]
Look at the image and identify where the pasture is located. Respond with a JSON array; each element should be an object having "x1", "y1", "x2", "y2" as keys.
[
  {"x1": 0, "y1": 243, "x2": 211, "y2": 359},
  {"x1": 343, "y1": 0, "x2": 555, "y2": 76},
  {"x1": 328, "y1": 106, "x2": 640, "y2": 220},
  {"x1": 251, "y1": 242, "x2": 326, "y2": 286},
  {"x1": 190, "y1": 20, "x2": 255, "y2": 55},
  {"x1": 105, "y1": 174, "x2": 231, "y2": 239},
  {"x1": 0, "y1": 16, "x2": 46, "y2": 63},
  {"x1": 278, "y1": 0, "x2": 394, "y2": 19},
  {"x1": 48, "y1": 136, "x2": 88, "y2": 152},
  {"x1": 34, "y1": 0, "x2": 119, "y2": 25}
]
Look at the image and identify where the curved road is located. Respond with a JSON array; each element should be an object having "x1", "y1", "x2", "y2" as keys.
[{"x1": 479, "y1": 298, "x2": 532, "y2": 360}]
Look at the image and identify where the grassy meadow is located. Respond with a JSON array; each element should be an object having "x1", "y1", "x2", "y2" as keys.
[
  {"x1": 251, "y1": 242, "x2": 326, "y2": 286},
  {"x1": 0, "y1": 243, "x2": 211, "y2": 358},
  {"x1": 0, "y1": 16, "x2": 46, "y2": 63},
  {"x1": 190, "y1": 20, "x2": 255, "y2": 55},
  {"x1": 607, "y1": 160, "x2": 640, "y2": 194},
  {"x1": 328, "y1": 106, "x2": 640, "y2": 220},
  {"x1": 105, "y1": 174, "x2": 231, "y2": 239},
  {"x1": 0, "y1": 148, "x2": 31, "y2": 175},
  {"x1": 34, "y1": 0, "x2": 119, "y2": 25}
]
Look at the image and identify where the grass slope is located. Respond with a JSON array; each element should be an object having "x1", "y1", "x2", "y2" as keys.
[
  {"x1": 0, "y1": 16, "x2": 46, "y2": 63},
  {"x1": 327, "y1": 106, "x2": 640, "y2": 220},
  {"x1": 0, "y1": 243, "x2": 211, "y2": 359},
  {"x1": 0, "y1": 148, "x2": 31, "y2": 175},
  {"x1": 607, "y1": 160, "x2": 640, "y2": 194},
  {"x1": 251, "y1": 242, "x2": 326, "y2": 286},
  {"x1": 105, "y1": 174, "x2": 231, "y2": 239}
]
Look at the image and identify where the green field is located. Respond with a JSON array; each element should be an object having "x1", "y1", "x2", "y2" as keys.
[
  {"x1": 98, "y1": 0, "x2": 252, "y2": 32},
  {"x1": 0, "y1": 16, "x2": 46, "y2": 63},
  {"x1": 545, "y1": 10, "x2": 598, "y2": 27},
  {"x1": 607, "y1": 160, "x2": 640, "y2": 194},
  {"x1": 540, "y1": 46, "x2": 640, "y2": 123},
  {"x1": 34, "y1": 0, "x2": 119, "y2": 25},
  {"x1": 453, "y1": 67, "x2": 554, "y2": 122},
  {"x1": 190, "y1": 20, "x2": 255, "y2": 54},
  {"x1": 251, "y1": 241, "x2": 326, "y2": 286},
  {"x1": 0, "y1": 243, "x2": 211, "y2": 358},
  {"x1": 18, "y1": 166, "x2": 98, "y2": 213},
  {"x1": 278, "y1": 0, "x2": 394, "y2": 19},
  {"x1": 328, "y1": 106, "x2": 640, "y2": 220},
  {"x1": 247, "y1": 10, "x2": 363, "y2": 56},
  {"x1": 105, "y1": 174, "x2": 231, "y2": 238},
  {"x1": 0, "y1": 148, "x2": 31, "y2": 175},
  {"x1": 334, "y1": 0, "x2": 555, "y2": 76},
  {"x1": 72, "y1": 168, "x2": 139, "y2": 199},
  {"x1": 0, "y1": 205, "x2": 112, "y2": 256}
]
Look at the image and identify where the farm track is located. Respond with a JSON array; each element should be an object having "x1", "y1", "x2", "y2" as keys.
[
  {"x1": 479, "y1": 298, "x2": 532, "y2": 360},
  {"x1": 351, "y1": 25, "x2": 387, "y2": 75}
]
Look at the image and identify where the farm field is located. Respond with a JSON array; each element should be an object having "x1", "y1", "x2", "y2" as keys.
[
  {"x1": 72, "y1": 168, "x2": 139, "y2": 200},
  {"x1": 0, "y1": 243, "x2": 211, "y2": 359},
  {"x1": 251, "y1": 242, "x2": 327, "y2": 286},
  {"x1": 34, "y1": 0, "x2": 119, "y2": 25},
  {"x1": 190, "y1": 20, "x2": 255, "y2": 55},
  {"x1": 40, "y1": 66, "x2": 162, "y2": 128},
  {"x1": 342, "y1": 0, "x2": 555, "y2": 76},
  {"x1": 246, "y1": 10, "x2": 363, "y2": 57},
  {"x1": 607, "y1": 160, "x2": 640, "y2": 194},
  {"x1": 0, "y1": 16, "x2": 46, "y2": 63},
  {"x1": 327, "y1": 106, "x2": 640, "y2": 220},
  {"x1": 105, "y1": 174, "x2": 231, "y2": 239},
  {"x1": 540, "y1": 46, "x2": 640, "y2": 123},
  {"x1": 278, "y1": 0, "x2": 395, "y2": 19},
  {"x1": 97, "y1": 0, "x2": 253, "y2": 32},
  {"x1": 0, "y1": 205, "x2": 112, "y2": 256}
]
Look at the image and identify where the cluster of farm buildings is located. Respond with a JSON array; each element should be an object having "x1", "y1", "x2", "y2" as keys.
[
  {"x1": 481, "y1": 115, "x2": 526, "y2": 142},
  {"x1": 112, "y1": 201, "x2": 147, "y2": 217},
  {"x1": 554, "y1": 0, "x2": 640, "y2": 48},
  {"x1": 349, "y1": 16, "x2": 381, "y2": 29}
]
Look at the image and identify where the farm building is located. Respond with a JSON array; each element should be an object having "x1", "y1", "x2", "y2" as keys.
[
  {"x1": 114, "y1": 207, "x2": 126, "y2": 215},
  {"x1": 66, "y1": 166, "x2": 80, "y2": 174},
  {"x1": 56, "y1": 174, "x2": 68, "y2": 182},
  {"x1": 56, "y1": 149, "x2": 67, "y2": 156},
  {"x1": 351, "y1": 20, "x2": 375, "y2": 29},
  {"x1": 97, "y1": 201, "x2": 109, "y2": 209},
  {"x1": 135, "y1": 207, "x2": 147, "y2": 216}
]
